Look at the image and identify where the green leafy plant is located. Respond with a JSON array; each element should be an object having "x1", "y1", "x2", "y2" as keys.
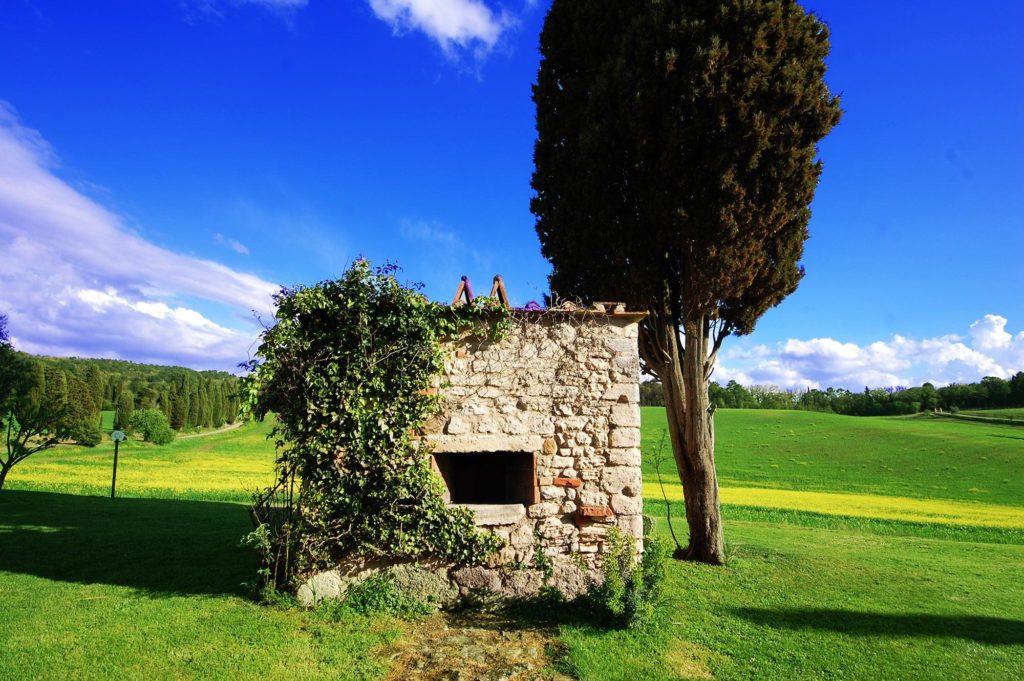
[
  {"x1": 241, "y1": 260, "x2": 508, "y2": 591},
  {"x1": 586, "y1": 527, "x2": 666, "y2": 629},
  {"x1": 128, "y1": 408, "x2": 176, "y2": 445}
]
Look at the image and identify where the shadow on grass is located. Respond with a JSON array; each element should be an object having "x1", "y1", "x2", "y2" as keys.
[
  {"x1": 0, "y1": 489, "x2": 255, "y2": 597},
  {"x1": 734, "y1": 608, "x2": 1024, "y2": 645}
]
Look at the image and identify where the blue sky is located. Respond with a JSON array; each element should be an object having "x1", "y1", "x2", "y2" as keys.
[{"x1": 0, "y1": 0, "x2": 1021, "y2": 388}]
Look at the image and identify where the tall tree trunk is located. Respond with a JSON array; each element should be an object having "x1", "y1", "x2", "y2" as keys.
[
  {"x1": 679, "y1": 318, "x2": 724, "y2": 564},
  {"x1": 650, "y1": 313, "x2": 725, "y2": 565},
  {"x1": 0, "y1": 463, "x2": 10, "y2": 490}
]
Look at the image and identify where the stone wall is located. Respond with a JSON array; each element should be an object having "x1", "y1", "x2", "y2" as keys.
[{"x1": 421, "y1": 309, "x2": 645, "y2": 598}]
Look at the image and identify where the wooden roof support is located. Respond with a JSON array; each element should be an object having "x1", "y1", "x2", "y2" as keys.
[
  {"x1": 489, "y1": 275, "x2": 510, "y2": 308},
  {"x1": 451, "y1": 275, "x2": 474, "y2": 306}
]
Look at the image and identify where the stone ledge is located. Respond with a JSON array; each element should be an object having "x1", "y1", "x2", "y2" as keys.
[
  {"x1": 426, "y1": 434, "x2": 543, "y2": 453},
  {"x1": 458, "y1": 503, "x2": 527, "y2": 526}
]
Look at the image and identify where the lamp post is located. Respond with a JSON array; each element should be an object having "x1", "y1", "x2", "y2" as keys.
[{"x1": 110, "y1": 430, "x2": 126, "y2": 498}]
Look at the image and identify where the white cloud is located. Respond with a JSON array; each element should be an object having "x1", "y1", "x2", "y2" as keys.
[
  {"x1": 367, "y1": 0, "x2": 513, "y2": 58},
  {"x1": 0, "y1": 102, "x2": 278, "y2": 371},
  {"x1": 716, "y1": 316, "x2": 1024, "y2": 390},
  {"x1": 215, "y1": 232, "x2": 251, "y2": 255}
]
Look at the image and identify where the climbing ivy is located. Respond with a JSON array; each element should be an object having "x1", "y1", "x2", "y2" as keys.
[{"x1": 242, "y1": 260, "x2": 507, "y2": 585}]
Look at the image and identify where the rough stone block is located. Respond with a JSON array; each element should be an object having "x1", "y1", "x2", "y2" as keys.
[
  {"x1": 605, "y1": 338, "x2": 638, "y2": 355},
  {"x1": 509, "y1": 522, "x2": 535, "y2": 547},
  {"x1": 444, "y1": 416, "x2": 468, "y2": 435},
  {"x1": 296, "y1": 570, "x2": 343, "y2": 606},
  {"x1": 617, "y1": 514, "x2": 645, "y2": 539},
  {"x1": 613, "y1": 354, "x2": 640, "y2": 372},
  {"x1": 452, "y1": 566, "x2": 502, "y2": 593},
  {"x1": 540, "y1": 485, "x2": 562, "y2": 501},
  {"x1": 501, "y1": 570, "x2": 544, "y2": 598},
  {"x1": 601, "y1": 467, "x2": 641, "y2": 495},
  {"x1": 610, "y1": 404, "x2": 641, "y2": 427},
  {"x1": 607, "y1": 449, "x2": 642, "y2": 467},
  {"x1": 527, "y1": 501, "x2": 560, "y2": 518},
  {"x1": 609, "y1": 428, "x2": 641, "y2": 448},
  {"x1": 610, "y1": 494, "x2": 643, "y2": 515}
]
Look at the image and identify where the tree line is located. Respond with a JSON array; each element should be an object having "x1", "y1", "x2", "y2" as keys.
[
  {"x1": 1, "y1": 314, "x2": 240, "y2": 488},
  {"x1": 640, "y1": 374, "x2": 1024, "y2": 416},
  {"x1": 2, "y1": 331, "x2": 239, "y2": 449},
  {"x1": 27, "y1": 355, "x2": 241, "y2": 445}
]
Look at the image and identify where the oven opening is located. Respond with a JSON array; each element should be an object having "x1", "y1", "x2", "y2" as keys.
[{"x1": 432, "y1": 451, "x2": 537, "y2": 506}]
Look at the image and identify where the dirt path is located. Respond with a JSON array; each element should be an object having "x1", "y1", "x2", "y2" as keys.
[
  {"x1": 386, "y1": 611, "x2": 574, "y2": 681},
  {"x1": 177, "y1": 421, "x2": 244, "y2": 439}
]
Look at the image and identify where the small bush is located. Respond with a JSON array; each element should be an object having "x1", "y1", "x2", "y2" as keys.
[
  {"x1": 129, "y1": 408, "x2": 176, "y2": 445},
  {"x1": 586, "y1": 528, "x2": 666, "y2": 629}
]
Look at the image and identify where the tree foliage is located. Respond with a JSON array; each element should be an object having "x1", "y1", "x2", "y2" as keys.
[
  {"x1": 128, "y1": 408, "x2": 176, "y2": 445},
  {"x1": 644, "y1": 375, "x2": 1024, "y2": 415},
  {"x1": 22, "y1": 356, "x2": 239, "y2": 433},
  {"x1": 532, "y1": 0, "x2": 840, "y2": 563},
  {"x1": 1, "y1": 317, "x2": 70, "y2": 489},
  {"x1": 242, "y1": 261, "x2": 507, "y2": 586},
  {"x1": 114, "y1": 386, "x2": 135, "y2": 430}
]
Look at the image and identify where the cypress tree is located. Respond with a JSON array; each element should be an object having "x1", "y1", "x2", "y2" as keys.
[
  {"x1": 43, "y1": 367, "x2": 68, "y2": 411},
  {"x1": 114, "y1": 387, "x2": 134, "y2": 431},
  {"x1": 65, "y1": 373, "x2": 101, "y2": 446},
  {"x1": 85, "y1": 365, "x2": 105, "y2": 412},
  {"x1": 186, "y1": 378, "x2": 200, "y2": 430},
  {"x1": 532, "y1": 0, "x2": 841, "y2": 563},
  {"x1": 210, "y1": 381, "x2": 225, "y2": 427}
]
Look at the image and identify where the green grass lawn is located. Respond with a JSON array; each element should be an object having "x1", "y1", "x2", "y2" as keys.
[
  {"x1": 2, "y1": 409, "x2": 1022, "y2": 679},
  {"x1": 641, "y1": 408, "x2": 1024, "y2": 505},
  {"x1": 0, "y1": 490, "x2": 402, "y2": 680}
]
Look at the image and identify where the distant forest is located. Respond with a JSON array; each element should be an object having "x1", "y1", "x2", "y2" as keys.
[
  {"x1": 13, "y1": 353, "x2": 239, "y2": 445},
  {"x1": 640, "y1": 372, "x2": 1024, "y2": 416}
]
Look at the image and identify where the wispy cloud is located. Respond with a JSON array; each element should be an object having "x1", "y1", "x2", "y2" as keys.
[
  {"x1": 182, "y1": 0, "x2": 308, "y2": 22},
  {"x1": 367, "y1": 0, "x2": 515, "y2": 60},
  {"x1": 716, "y1": 314, "x2": 1024, "y2": 390},
  {"x1": 0, "y1": 101, "x2": 278, "y2": 370},
  {"x1": 215, "y1": 232, "x2": 251, "y2": 255},
  {"x1": 243, "y1": 0, "x2": 308, "y2": 7}
]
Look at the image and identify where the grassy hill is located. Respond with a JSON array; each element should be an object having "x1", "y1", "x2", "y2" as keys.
[
  {"x1": 2, "y1": 409, "x2": 1022, "y2": 679},
  {"x1": 643, "y1": 408, "x2": 1024, "y2": 505},
  {"x1": 963, "y1": 407, "x2": 1024, "y2": 419}
]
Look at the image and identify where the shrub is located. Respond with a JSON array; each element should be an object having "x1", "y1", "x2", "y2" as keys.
[
  {"x1": 129, "y1": 408, "x2": 176, "y2": 445},
  {"x1": 586, "y1": 527, "x2": 666, "y2": 629}
]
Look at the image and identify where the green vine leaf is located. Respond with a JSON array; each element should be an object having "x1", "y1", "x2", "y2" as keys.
[{"x1": 241, "y1": 260, "x2": 509, "y2": 577}]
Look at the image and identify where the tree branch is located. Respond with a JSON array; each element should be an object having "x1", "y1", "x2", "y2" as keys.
[{"x1": 704, "y1": 321, "x2": 730, "y2": 381}]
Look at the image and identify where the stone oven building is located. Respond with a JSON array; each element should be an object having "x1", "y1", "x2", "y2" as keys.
[{"x1": 421, "y1": 303, "x2": 646, "y2": 598}]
